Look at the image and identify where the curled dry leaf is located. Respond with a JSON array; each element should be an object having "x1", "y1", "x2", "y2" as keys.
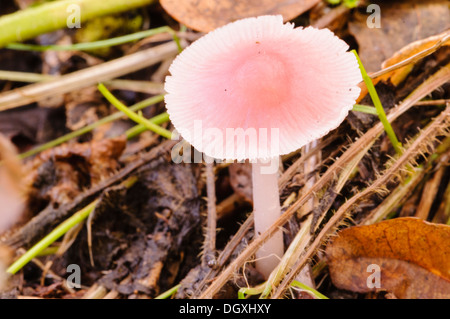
[
  {"x1": 24, "y1": 136, "x2": 126, "y2": 206},
  {"x1": 160, "y1": 0, "x2": 321, "y2": 32},
  {"x1": 355, "y1": 30, "x2": 450, "y2": 103},
  {"x1": 380, "y1": 30, "x2": 450, "y2": 86},
  {"x1": 326, "y1": 217, "x2": 450, "y2": 298},
  {"x1": 348, "y1": 0, "x2": 450, "y2": 73}
]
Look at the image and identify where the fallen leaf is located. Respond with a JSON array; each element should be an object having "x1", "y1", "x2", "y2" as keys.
[
  {"x1": 349, "y1": 0, "x2": 450, "y2": 73},
  {"x1": 380, "y1": 30, "x2": 450, "y2": 86},
  {"x1": 25, "y1": 136, "x2": 126, "y2": 206},
  {"x1": 326, "y1": 217, "x2": 450, "y2": 299},
  {"x1": 355, "y1": 30, "x2": 450, "y2": 103},
  {"x1": 160, "y1": 0, "x2": 321, "y2": 32}
]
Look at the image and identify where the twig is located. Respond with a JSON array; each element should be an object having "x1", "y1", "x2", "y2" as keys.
[
  {"x1": 0, "y1": 41, "x2": 179, "y2": 111},
  {"x1": 202, "y1": 162, "x2": 217, "y2": 267}
]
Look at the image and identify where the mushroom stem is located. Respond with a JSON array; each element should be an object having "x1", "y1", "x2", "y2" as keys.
[{"x1": 252, "y1": 157, "x2": 284, "y2": 279}]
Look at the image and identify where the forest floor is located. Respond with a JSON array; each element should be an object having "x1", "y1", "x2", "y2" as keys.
[{"x1": 0, "y1": 0, "x2": 449, "y2": 299}]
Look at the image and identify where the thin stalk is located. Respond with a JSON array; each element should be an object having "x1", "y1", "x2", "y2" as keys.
[
  {"x1": 6, "y1": 26, "x2": 179, "y2": 52},
  {"x1": 125, "y1": 113, "x2": 170, "y2": 139},
  {"x1": 0, "y1": 0, "x2": 155, "y2": 48},
  {"x1": 0, "y1": 71, "x2": 54, "y2": 82},
  {"x1": 98, "y1": 84, "x2": 173, "y2": 139},
  {"x1": 7, "y1": 200, "x2": 97, "y2": 274},
  {"x1": 352, "y1": 104, "x2": 378, "y2": 115},
  {"x1": 18, "y1": 95, "x2": 166, "y2": 160},
  {"x1": 290, "y1": 280, "x2": 328, "y2": 299},
  {"x1": 238, "y1": 283, "x2": 266, "y2": 299},
  {"x1": 252, "y1": 158, "x2": 283, "y2": 279},
  {"x1": 353, "y1": 50, "x2": 403, "y2": 155},
  {"x1": 154, "y1": 284, "x2": 181, "y2": 299},
  {"x1": 6, "y1": 176, "x2": 138, "y2": 275}
]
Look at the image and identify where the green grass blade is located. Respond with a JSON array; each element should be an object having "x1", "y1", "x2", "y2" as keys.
[
  {"x1": 98, "y1": 83, "x2": 173, "y2": 139},
  {"x1": 18, "y1": 95, "x2": 166, "y2": 160},
  {"x1": 154, "y1": 284, "x2": 181, "y2": 299},
  {"x1": 290, "y1": 280, "x2": 329, "y2": 299},
  {"x1": 352, "y1": 104, "x2": 378, "y2": 115},
  {"x1": 7, "y1": 200, "x2": 98, "y2": 274},
  {"x1": 352, "y1": 50, "x2": 403, "y2": 155},
  {"x1": 6, "y1": 26, "x2": 175, "y2": 52}
]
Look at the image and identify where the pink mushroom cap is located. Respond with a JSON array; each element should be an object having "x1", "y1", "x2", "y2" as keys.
[{"x1": 165, "y1": 15, "x2": 362, "y2": 161}]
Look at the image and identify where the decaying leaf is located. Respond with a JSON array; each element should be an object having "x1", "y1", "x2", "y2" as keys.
[
  {"x1": 380, "y1": 30, "x2": 450, "y2": 86},
  {"x1": 326, "y1": 217, "x2": 450, "y2": 298},
  {"x1": 160, "y1": 0, "x2": 321, "y2": 32},
  {"x1": 25, "y1": 136, "x2": 126, "y2": 206},
  {"x1": 349, "y1": 0, "x2": 450, "y2": 73},
  {"x1": 95, "y1": 160, "x2": 201, "y2": 296}
]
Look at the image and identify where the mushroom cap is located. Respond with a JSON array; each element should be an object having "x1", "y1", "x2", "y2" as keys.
[{"x1": 165, "y1": 15, "x2": 362, "y2": 161}]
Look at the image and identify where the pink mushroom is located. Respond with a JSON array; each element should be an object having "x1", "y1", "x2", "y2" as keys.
[{"x1": 165, "y1": 15, "x2": 361, "y2": 278}]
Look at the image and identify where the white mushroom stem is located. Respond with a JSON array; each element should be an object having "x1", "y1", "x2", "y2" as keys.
[{"x1": 252, "y1": 157, "x2": 284, "y2": 279}]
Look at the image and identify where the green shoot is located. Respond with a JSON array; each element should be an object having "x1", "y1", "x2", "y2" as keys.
[
  {"x1": 290, "y1": 280, "x2": 329, "y2": 299},
  {"x1": 7, "y1": 201, "x2": 97, "y2": 274},
  {"x1": 238, "y1": 283, "x2": 266, "y2": 299},
  {"x1": 98, "y1": 84, "x2": 173, "y2": 139},
  {"x1": 125, "y1": 113, "x2": 171, "y2": 140},
  {"x1": 352, "y1": 50, "x2": 403, "y2": 155},
  {"x1": 6, "y1": 26, "x2": 183, "y2": 53},
  {"x1": 326, "y1": 0, "x2": 360, "y2": 8},
  {"x1": 352, "y1": 104, "x2": 378, "y2": 115},
  {"x1": 6, "y1": 176, "x2": 137, "y2": 275},
  {"x1": 154, "y1": 284, "x2": 181, "y2": 299},
  {"x1": 18, "y1": 95, "x2": 167, "y2": 160}
]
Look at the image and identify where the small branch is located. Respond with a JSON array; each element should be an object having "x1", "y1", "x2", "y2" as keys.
[
  {"x1": 0, "y1": 41, "x2": 179, "y2": 111},
  {"x1": 202, "y1": 162, "x2": 217, "y2": 267}
]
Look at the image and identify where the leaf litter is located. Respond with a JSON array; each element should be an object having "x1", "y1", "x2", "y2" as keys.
[{"x1": 0, "y1": 0, "x2": 449, "y2": 299}]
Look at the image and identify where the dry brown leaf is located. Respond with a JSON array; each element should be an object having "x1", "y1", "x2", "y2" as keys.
[
  {"x1": 326, "y1": 217, "x2": 450, "y2": 299},
  {"x1": 356, "y1": 30, "x2": 450, "y2": 103},
  {"x1": 349, "y1": 0, "x2": 450, "y2": 73},
  {"x1": 160, "y1": 0, "x2": 321, "y2": 32},
  {"x1": 24, "y1": 136, "x2": 126, "y2": 206},
  {"x1": 380, "y1": 30, "x2": 450, "y2": 86}
]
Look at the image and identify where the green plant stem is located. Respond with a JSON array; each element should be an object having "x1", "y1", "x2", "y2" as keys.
[
  {"x1": 124, "y1": 112, "x2": 170, "y2": 139},
  {"x1": 7, "y1": 200, "x2": 97, "y2": 274},
  {"x1": 18, "y1": 95, "x2": 166, "y2": 160},
  {"x1": 98, "y1": 83, "x2": 173, "y2": 139},
  {"x1": 6, "y1": 26, "x2": 183, "y2": 53},
  {"x1": 290, "y1": 280, "x2": 328, "y2": 299},
  {"x1": 238, "y1": 283, "x2": 266, "y2": 299},
  {"x1": 0, "y1": 0, "x2": 155, "y2": 48},
  {"x1": 352, "y1": 50, "x2": 403, "y2": 155},
  {"x1": 6, "y1": 176, "x2": 138, "y2": 275},
  {"x1": 352, "y1": 104, "x2": 378, "y2": 115},
  {"x1": 154, "y1": 284, "x2": 181, "y2": 299}
]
